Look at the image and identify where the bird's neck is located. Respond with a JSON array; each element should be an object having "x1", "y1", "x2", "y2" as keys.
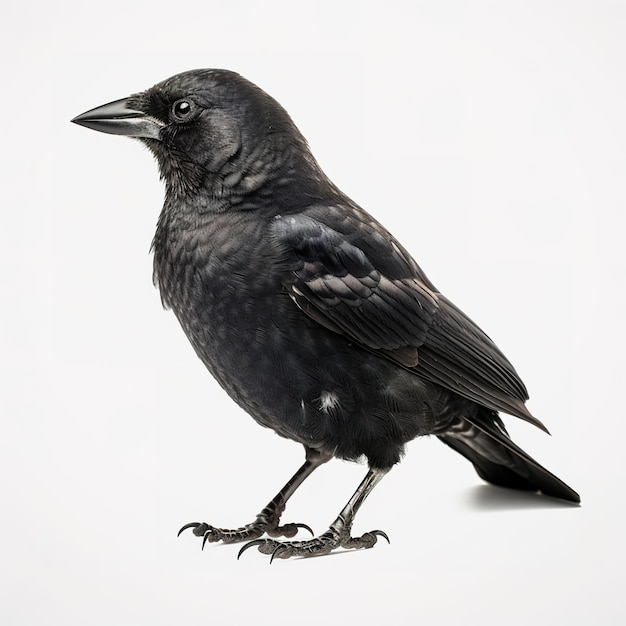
[{"x1": 159, "y1": 134, "x2": 335, "y2": 215}]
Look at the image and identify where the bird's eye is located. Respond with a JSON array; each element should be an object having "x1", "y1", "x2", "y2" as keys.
[{"x1": 171, "y1": 99, "x2": 195, "y2": 122}]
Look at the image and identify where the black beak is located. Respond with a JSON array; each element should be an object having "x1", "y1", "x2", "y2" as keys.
[{"x1": 71, "y1": 97, "x2": 164, "y2": 139}]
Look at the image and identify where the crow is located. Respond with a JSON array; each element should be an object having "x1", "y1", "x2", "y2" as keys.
[{"x1": 72, "y1": 69, "x2": 579, "y2": 560}]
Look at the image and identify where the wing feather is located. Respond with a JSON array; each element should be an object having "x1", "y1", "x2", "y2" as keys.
[{"x1": 273, "y1": 206, "x2": 546, "y2": 431}]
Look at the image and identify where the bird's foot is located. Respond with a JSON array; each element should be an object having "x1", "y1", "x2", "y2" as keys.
[
  {"x1": 178, "y1": 507, "x2": 313, "y2": 548},
  {"x1": 237, "y1": 525, "x2": 389, "y2": 561}
]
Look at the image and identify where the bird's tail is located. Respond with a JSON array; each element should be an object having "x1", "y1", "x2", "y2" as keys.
[{"x1": 437, "y1": 410, "x2": 580, "y2": 503}]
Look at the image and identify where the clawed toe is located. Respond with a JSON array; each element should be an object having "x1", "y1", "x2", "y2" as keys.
[
  {"x1": 178, "y1": 522, "x2": 225, "y2": 544},
  {"x1": 237, "y1": 539, "x2": 269, "y2": 559},
  {"x1": 237, "y1": 538, "x2": 296, "y2": 561},
  {"x1": 177, "y1": 518, "x2": 315, "y2": 548},
  {"x1": 178, "y1": 522, "x2": 196, "y2": 537},
  {"x1": 270, "y1": 544, "x2": 293, "y2": 563},
  {"x1": 294, "y1": 522, "x2": 314, "y2": 536},
  {"x1": 363, "y1": 529, "x2": 390, "y2": 545}
]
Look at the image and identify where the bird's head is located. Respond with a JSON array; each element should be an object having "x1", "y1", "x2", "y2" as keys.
[{"x1": 72, "y1": 69, "x2": 321, "y2": 205}]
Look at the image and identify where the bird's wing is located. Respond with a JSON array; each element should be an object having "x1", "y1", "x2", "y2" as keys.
[{"x1": 272, "y1": 207, "x2": 547, "y2": 431}]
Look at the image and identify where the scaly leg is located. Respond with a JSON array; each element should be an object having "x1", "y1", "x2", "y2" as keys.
[
  {"x1": 239, "y1": 466, "x2": 390, "y2": 561},
  {"x1": 178, "y1": 447, "x2": 331, "y2": 548}
]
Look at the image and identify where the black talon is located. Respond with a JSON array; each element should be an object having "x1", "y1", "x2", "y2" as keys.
[
  {"x1": 270, "y1": 545, "x2": 290, "y2": 564},
  {"x1": 237, "y1": 539, "x2": 267, "y2": 560},
  {"x1": 201, "y1": 530, "x2": 214, "y2": 550},
  {"x1": 294, "y1": 523, "x2": 314, "y2": 536},
  {"x1": 372, "y1": 530, "x2": 390, "y2": 544},
  {"x1": 177, "y1": 522, "x2": 201, "y2": 537}
]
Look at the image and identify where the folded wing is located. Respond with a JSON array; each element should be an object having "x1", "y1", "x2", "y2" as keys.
[{"x1": 273, "y1": 206, "x2": 547, "y2": 432}]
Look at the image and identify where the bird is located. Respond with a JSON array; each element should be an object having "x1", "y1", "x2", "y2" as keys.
[{"x1": 71, "y1": 69, "x2": 579, "y2": 560}]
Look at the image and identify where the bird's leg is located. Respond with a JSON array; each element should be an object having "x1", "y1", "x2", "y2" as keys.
[
  {"x1": 178, "y1": 447, "x2": 331, "y2": 547},
  {"x1": 239, "y1": 466, "x2": 390, "y2": 560}
]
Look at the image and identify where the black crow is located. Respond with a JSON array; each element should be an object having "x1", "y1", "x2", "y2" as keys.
[{"x1": 72, "y1": 69, "x2": 579, "y2": 560}]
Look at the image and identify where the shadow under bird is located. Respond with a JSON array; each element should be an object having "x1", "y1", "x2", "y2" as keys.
[{"x1": 72, "y1": 69, "x2": 580, "y2": 560}]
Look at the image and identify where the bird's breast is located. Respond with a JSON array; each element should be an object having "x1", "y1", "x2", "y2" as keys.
[{"x1": 152, "y1": 209, "x2": 302, "y2": 408}]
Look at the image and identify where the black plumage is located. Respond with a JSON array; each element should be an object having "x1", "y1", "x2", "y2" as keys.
[{"x1": 72, "y1": 69, "x2": 579, "y2": 559}]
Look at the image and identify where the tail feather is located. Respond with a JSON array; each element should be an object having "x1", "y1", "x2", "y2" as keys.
[{"x1": 438, "y1": 411, "x2": 580, "y2": 503}]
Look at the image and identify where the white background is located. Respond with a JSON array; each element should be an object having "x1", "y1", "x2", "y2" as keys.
[{"x1": 2, "y1": 1, "x2": 624, "y2": 624}]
